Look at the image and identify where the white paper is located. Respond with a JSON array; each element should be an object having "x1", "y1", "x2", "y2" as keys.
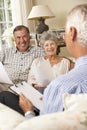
[
  {"x1": 33, "y1": 60, "x2": 54, "y2": 86},
  {"x1": 0, "y1": 62, "x2": 13, "y2": 84},
  {"x1": 10, "y1": 81, "x2": 43, "y2": 110}
]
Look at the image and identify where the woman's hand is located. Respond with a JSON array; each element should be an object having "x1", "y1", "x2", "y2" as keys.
[{"x1": 19, "y1": 93, "x2": 33, "y2": 113}]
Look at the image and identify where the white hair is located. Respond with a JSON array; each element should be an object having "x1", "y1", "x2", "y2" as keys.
[{"x1": 66, "y1": 4, "x2": 87, "y2": 47}]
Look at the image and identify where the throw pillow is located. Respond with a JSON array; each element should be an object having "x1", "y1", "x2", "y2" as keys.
[
  {"x1": 14, "y1": 111, "x2": 87, "y2": 130},
  {"x1": 63, "y1": 93, "x2": 87, "y2": 112},
  {"x1": 0, "y1": 103, "x2": 25, "y2": 130}
]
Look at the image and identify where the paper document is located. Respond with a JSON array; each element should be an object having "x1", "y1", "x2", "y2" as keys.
[
  {"x1": 33, "y1": 60, "x2": 54, "y2": 86},
  {"x1": 10, "y1": 81, "x2": 43, "y2": 110},
  {"x1": 0, "y1": 62, "x2": 13, "y2": 84}
]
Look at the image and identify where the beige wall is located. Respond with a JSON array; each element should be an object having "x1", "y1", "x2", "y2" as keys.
[
  {"x1": 29, "y1": 0, "x2": 87, "y2": 57},
  {"x1": 34, "y1": 0, "x2": 87, "y2": 30}
]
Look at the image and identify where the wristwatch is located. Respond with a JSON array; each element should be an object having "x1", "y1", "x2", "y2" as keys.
[{"x1": 25, "y1": 111, "x2": 35, "y2": 117}]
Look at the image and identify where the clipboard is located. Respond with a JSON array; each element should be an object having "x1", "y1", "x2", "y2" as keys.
[{"x1": 9, "y1": 81, "x2": 43, "y2": 110}]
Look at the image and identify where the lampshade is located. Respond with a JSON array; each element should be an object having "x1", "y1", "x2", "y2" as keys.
[
  {"x1": 27, "y1": 5, "x2": 55, "y2": 34},
  {"x1": 27, "y1": 5, "x2": 54, "y2": 20}
]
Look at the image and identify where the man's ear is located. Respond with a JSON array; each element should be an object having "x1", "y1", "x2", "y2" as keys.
[{"x1": 70, "y1": 27, "x2": 77, "y2": 41}]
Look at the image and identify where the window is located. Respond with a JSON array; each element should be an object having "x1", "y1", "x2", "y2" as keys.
[
  {"x1": 0, "y1": 0, "x2": 34, "y2": 49},
  {"x1": 0, "y1": 0, "x2": 13, "y2": 49}
]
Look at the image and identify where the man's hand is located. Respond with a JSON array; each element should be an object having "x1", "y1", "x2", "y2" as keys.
[
  {"x1": 33, "y1": 84, "x2": 46, "y2": 90},
  {"x1": 19, "y1": 93, "x2": 33, "y2": 113}
]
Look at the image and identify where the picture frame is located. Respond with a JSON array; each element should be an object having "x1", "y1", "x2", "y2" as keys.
[{"x1": 49, "y1": 29, "x2": 66, "y2": 47}]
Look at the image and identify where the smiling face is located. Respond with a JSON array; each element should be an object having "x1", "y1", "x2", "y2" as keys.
[
  {"x1": 14, "y1": 28, "x2": 30, "y2": 52},
  {"x1": 43, "y1": 40, "x2": 57, "y2": 56}
]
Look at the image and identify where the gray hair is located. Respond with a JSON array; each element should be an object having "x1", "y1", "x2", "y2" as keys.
[
  {"x1": 39, "y1": 31, "x2": 58, "y2": 48},
  {"x1": 66, "y1": 4, "x2": 87, "y2": 47},
  {"x1": 13, "y1": 25, "x2": 30, "y2": 34}
]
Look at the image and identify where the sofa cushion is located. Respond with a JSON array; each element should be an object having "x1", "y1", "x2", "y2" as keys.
[
  {"x1": 63, "y1": 93, "x2": 87, "y2": 112},
  {"x1": 14, "y1": 110, "x2": 87, "y2": 130},
  {"x1": 0, "y1": 103, "x2": 25, "y2": 130}
]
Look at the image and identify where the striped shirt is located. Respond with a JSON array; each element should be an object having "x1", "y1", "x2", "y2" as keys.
[
  {"x1": 0, "y1": 46, "x2": 44, "y2": 84},
  {"x1": 40, "y1": 55, "x2": 87, "y2": 115}
]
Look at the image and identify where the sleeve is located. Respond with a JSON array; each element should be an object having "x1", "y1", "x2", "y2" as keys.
[
  {"x1": 63, "y1": 57, "x2": 74, "y2": 71},
  {"x1": 63, "y1": 58, "x2": 71, "y2": 72},
  {"x1": 40, "y1": 83, "x2": 53, "y2": 115},
  {"x1": 40, "y1": 78, "x2": 64, "y2": 115},
  {"x1": 0, "y1": 49, "x2": 5, "y2": 62}
]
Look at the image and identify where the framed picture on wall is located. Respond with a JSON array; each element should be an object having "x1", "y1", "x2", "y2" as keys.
[{"x1": 49, "y1": 29, "x2": 65, "y2": 47}]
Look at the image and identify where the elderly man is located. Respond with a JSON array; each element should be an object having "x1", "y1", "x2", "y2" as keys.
[{"x1": 0, "y1": 25, "x2": 44, "y2": 91}]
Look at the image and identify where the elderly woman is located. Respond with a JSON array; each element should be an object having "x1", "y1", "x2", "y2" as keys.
[{"x1": 28, "y1": 31, "x2": 74, "y2": 93}]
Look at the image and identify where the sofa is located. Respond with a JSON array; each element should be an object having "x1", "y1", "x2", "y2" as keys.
[{"x1": 0, "y1": 93, "x2": 87, "y2": 130}]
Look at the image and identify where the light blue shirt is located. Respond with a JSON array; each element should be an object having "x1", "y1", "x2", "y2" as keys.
[{"x1": 40, "y1": 55, "x2": 87, "y2": 115}]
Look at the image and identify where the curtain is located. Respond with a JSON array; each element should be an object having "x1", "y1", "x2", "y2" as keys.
[{"x1": 11, "y1": 0, "x2": 34, "y2": 29}]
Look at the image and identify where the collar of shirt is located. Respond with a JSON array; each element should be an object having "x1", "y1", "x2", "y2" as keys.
[
  {"x1": 13, "y1": 46, "x2": 32, "y2": 54},
  {"x1": 75, "y1": 55, "x2": 87, "y2": 68}
]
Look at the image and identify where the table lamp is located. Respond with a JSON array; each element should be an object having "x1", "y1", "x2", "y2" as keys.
[{"x1": 27, "y1": 5, "x2": 55, "y2": 34}]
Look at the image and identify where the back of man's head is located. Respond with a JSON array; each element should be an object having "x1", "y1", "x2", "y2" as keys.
[{"x1": 66, "y1": 4, "x2": 87, "y2": 47}]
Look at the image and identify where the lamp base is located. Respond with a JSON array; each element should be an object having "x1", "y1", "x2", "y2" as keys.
[{"x1": 36, "y1": 18, "x2": 49, "y2": 34}]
